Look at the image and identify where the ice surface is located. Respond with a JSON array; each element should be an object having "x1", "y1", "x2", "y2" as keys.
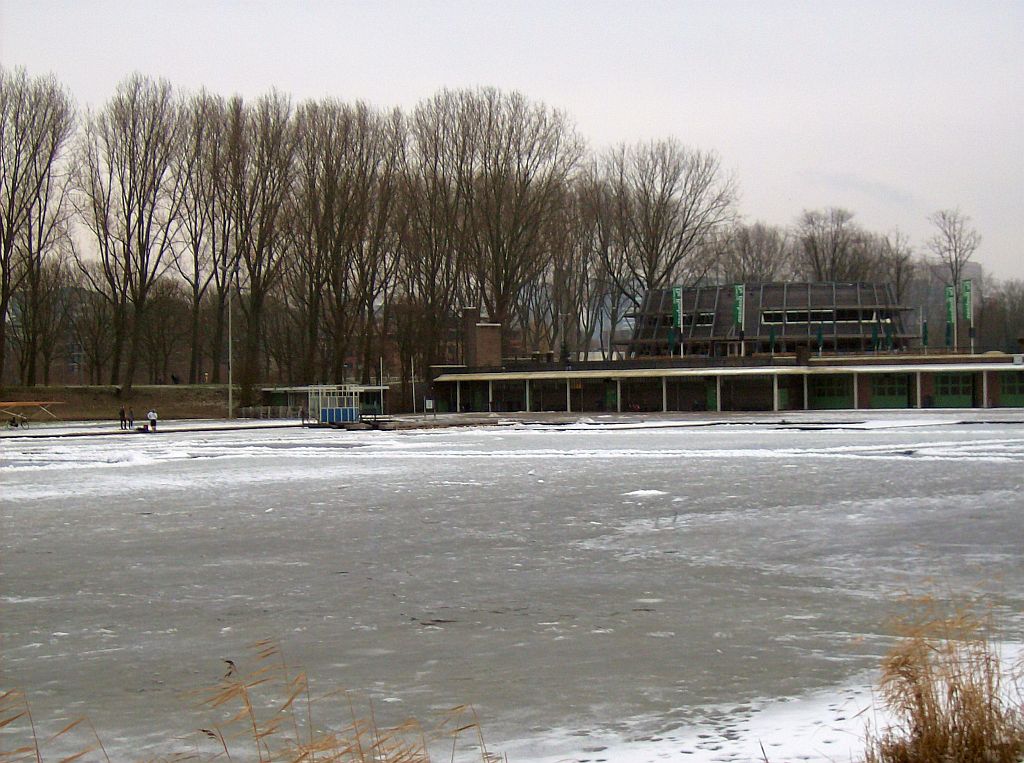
[{"x1": 2, "y1": 412, "x2": 1023, "y2": 760}]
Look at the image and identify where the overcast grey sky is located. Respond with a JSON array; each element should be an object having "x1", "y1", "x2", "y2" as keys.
[{"x1": 2, "y1": 0, "x2": 1022, "y2": 280}]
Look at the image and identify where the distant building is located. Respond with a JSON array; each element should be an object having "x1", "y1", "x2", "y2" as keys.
[
  {"x1": 623, "y1": 282, "x2": 915, "y2": 358},
  {"x1": 429, "y1": 280, "x2": 1024, "y2": 415}
]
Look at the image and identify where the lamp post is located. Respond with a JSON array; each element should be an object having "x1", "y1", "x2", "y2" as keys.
[
  {"x1": 227, "y1": 278, "x2": 233, "y2": 419},
  {"x1": 226, "y1": 261, "x2": 240, "y2": 420}
]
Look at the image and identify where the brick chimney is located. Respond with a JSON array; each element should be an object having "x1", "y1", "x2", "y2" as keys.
[
  {"x1": 462, "y1": 306, "x2": 502, "y2": 367},
  {"x1": 463, "y1": 307, "x2": 480, "y2": 366}
]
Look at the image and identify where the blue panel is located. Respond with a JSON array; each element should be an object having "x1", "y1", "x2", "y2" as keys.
[{"x1": 318, "y1": 407, "x2": 360, "y2": 423}]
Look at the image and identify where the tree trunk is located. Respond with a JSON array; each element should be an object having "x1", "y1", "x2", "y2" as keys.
[
  {"x1": 188, "y1": 298, "x2": 202, "y2": 384},
  {"x1": 0, "y1": 292, "x2": 10, "y2": 387},
  {"x1": 239, "y1": 295, "x2": 264, "y2": 407},
  {"x1": 108, "y1": 306, "x2": 127, "y2": 387},
  {"x1": 22, "y1": 267, "x2": 40, "y2": 386},
  {"x1": 302, "y1": 309, "x2": 319, "y2": 384},
  {"x1": 121, "y1": 304, "x2": 147, "y2": 397},
  {"x1": 25, "y1": 331, "x2": 38, "y2": 386},
  {"x1": 331, "y1": 327, "x2": 348, "y2": 383},
  {"x1": 359, "y1": 302, "x2": 375, "y2": 385},
  {"x1": 209, "y1": 294, "x2": 227, "y2": 384}
]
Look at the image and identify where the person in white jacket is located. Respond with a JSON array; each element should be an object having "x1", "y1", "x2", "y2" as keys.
[{"x1": 147, "y1": 409, "x2": 158, "y2": 432}]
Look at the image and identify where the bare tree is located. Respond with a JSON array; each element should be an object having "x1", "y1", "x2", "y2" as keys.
[
  {"x1": 224, "y1": 91, "x2": 296, "y2": 404},
  {"x1": 140, "y1": 277, "x2": 190, "y2": 383},
  {"x1": 0, "y1": 66, "x2": 75, "y2": 385},
  {"x1": 717, "y1": 221, "x2": 793, "y2": 283},
  {"x1": 518, "y1": 183, "x2": 595, "y2": 359},
  {"x1": 879, "y1": 229, "x2": 916, "y2": 302},
  {"x1": 260, "y1": 288, "x2": 302, "y2": 383},
  {"x1": 459, "y1": 88, "x2": 584, "y2": 355},
  {"x1": 174, "y1": 91, "x2": 233, "y2": 383},
  {"x1": 12, "y1": 131, "x2": 74, "y2": 385},
  {"x1": 396, "y1": 90, "x2": 474, "y2": 376},
  {"x1": 927, "y1": 208, "x2": 981, "y2": 290},
  {"x1": 74, "y1": 74, "x2": 183, "y2": 395},
  {"x1": 603, "y1": 139, "x2": 736, "y2": 304},
  {"x1": 14, "y1": 215, "x2": 73, "y2": 385},
  {"x1": 283, "y1": 99, "x2": 336, "y2": 382},
  {"x1": 794, "y1": 208, "x2": 884, "y2": 282},
  {"x1": 69, "y1": 265, "x2": 115, "y2": 384},
  {"x1": 12, "y1": 249, "x2": 73, "y2": 385},
  {"x1": 977, "y1": 278, "x2": 1024, "y2": 352},
  {"x1": 288, "y1": 98, "x2": 395, "y2": 384},
  {"x1": 342, "y1": 105, "x2": 404, "y2": 384},
  {"x1": 575, "y1": 165, "x2": 630, "y2": 359}
]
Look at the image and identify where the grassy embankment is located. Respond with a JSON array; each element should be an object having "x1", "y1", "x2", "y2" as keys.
[{"x1": 0, "y1": 385, "x2": 229, "y2": 422}]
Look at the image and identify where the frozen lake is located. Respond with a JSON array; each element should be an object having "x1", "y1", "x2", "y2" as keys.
[{"x1": 3, "y1": 412, "x2": 1024, "y2": 761}]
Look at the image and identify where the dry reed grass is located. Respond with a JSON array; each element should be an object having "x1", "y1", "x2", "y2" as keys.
[
  {"x1": 0, "y1": 687, "x2": 109, "y2": 762},
  {"x1": 1, "y1": 639, "x2": 504, "y2": 763},
  {"x1": 863, "y1": 602, "x2": 1024, "y2": 763}
]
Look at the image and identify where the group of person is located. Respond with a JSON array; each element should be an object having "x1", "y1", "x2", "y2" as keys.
[{"x1": 118, "y1": 406, "x2": 159, "y2": 432}]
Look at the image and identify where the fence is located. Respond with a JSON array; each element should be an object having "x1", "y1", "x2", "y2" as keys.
[{"x1": 237, "y1": 405, "x2": 301, "y2": 419}]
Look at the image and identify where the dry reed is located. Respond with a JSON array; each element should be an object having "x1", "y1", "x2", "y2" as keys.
[
  {"x1": 1, "y1": 640, "x2": 503, "y2": 762},
  {"x1": 863, "y1": 603, "x2": 1024, "y2": 763},
  {"x1": 187, "y1": 638, "x2": 506, "y2": 762}
]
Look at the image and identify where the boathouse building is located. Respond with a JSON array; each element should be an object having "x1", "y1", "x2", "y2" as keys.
[{"x1": 431, "y1": 283, "x2": 1024, "y2": 414}]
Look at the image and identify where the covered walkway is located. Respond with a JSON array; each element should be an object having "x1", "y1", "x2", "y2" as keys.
[{"x1": 433, "y1": 357, "x2": 1024, "y2": 414}]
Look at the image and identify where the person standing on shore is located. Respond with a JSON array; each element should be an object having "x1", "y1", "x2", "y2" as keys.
[
  {"x1": 119, "y1": 406, "x2": 127, "y2": 430},
  {"x1": 128, "y1": 408, "x2": 135, "y2": 429},
  {"x1": 147, "y1": 409, "x2": 158, "y2": 432}
]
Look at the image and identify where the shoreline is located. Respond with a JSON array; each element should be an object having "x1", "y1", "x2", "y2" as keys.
[{"x1": 4, "y1": 407, "x2": 1024, "y2": 440}]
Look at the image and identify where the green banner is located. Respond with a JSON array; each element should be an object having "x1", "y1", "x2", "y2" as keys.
[
  {"x1": 733, "y1": 284, "x2": 745, "y2": 327},
  {"x1": 672, "y1": 286, "x2": 682, "y2": 328},
  {"x1": 945, "y1": 285, "x2": 955, "y2": 325},
  {"x1": 961, "y1": 279, "x2": 972, "y2": 322}
]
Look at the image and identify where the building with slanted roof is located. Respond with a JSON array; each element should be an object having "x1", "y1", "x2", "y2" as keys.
[
  {"x1": 623, "y1": 282, "x2": 915, "y2": 358},
  {"x1": 428, "y1": 281, "x2": 1024, "y2": 414}
]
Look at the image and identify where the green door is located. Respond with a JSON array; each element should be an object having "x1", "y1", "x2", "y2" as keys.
[
  {"x1": 605, "y1": 383, "x2": 618, "y2": 412},
  {"x1": 706, "y1": 378, "x2": 718, "y2": 411},
  {"x1": 809, "y1": 375, "x2": 854, "y2": 409},
  {"x1": 933, "y1": 373, "x2": 974, "y2": 407},
  {"x1": 999, "y1": 371, "x2": 1024, "y2": 407},
  {"x1": 870, "y1": 374, "x2": 910, "y2": 409}
]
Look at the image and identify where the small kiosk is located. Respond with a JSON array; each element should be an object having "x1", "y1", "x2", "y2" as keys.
[
  {"x1": 257, "y1": 384, "x2": 389, "y2": 423},
  {"x1": 308, "y1": 384, "x2": 364, "y2": 424}
]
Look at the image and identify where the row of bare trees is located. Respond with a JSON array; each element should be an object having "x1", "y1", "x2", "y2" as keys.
[
  {"x1": 0, "y1": 68, "x2": 75, "y2": 387},
  {"x1": 714, "y1": 207, "x2": 979, "y2": 305},
  {"x1": 2, "y1": 66, "x2": 1009, "y2": 400}
]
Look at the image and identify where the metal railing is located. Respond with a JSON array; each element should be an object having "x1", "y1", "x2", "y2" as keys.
[{"x1": 237, "y1": 405, "x2": 302, "y2": 419}]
